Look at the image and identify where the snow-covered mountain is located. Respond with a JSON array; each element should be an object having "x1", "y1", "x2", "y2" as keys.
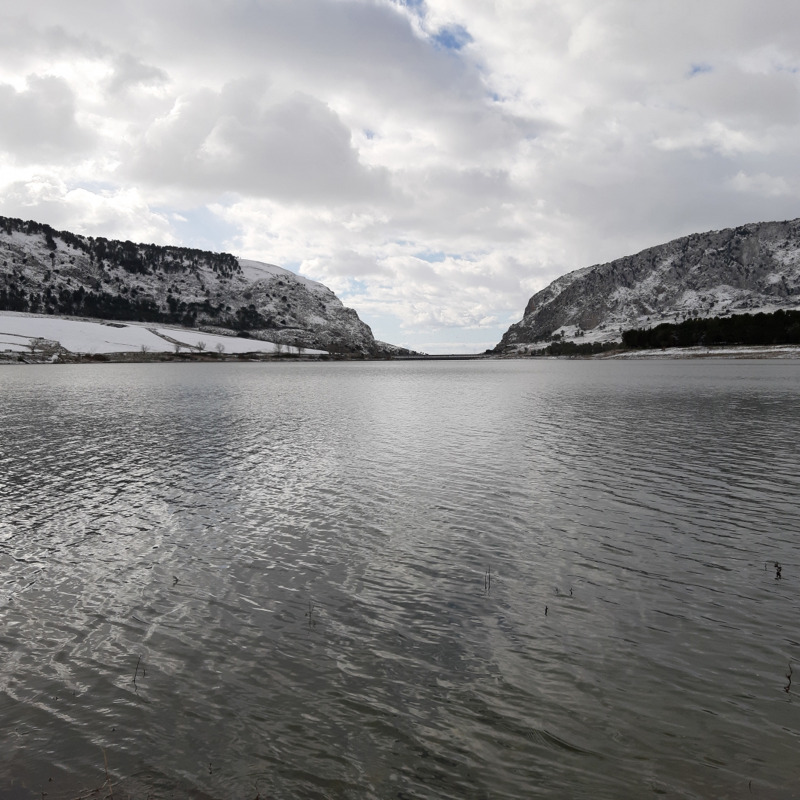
[
  {"x1": 496, "y1": 218, "x2": 800, "y2": 352},
  {"x1": 0, "y1": 216, "x2": 381, "y2": 355}
]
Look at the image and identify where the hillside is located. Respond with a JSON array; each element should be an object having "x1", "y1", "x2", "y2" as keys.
[
  {"x1": 0, "y1": 216, "x2": 382, "y2": 355},
  {"x1": 496, "y1": 219, "x2": 800, "y2": 352}
]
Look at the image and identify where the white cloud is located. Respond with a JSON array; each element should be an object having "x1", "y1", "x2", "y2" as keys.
[
  {"x1": 125, "y1": 80, "x2": 391, "y2": 202},
  {"x1": 0, "y1": 75, "x2": 94, "y2": 158},
  {"x1": 729, "y1": 171, "x2": 794, "y2": 198},
  {"x1": 1, "y1": 175, "x2": 175, "y2": 242},
  {"x1": 1, "y1": 0, "x2": 800, "y2": 352},
  {"x1": 106, "y1": 53, "x2": 168, "y2": 95}
]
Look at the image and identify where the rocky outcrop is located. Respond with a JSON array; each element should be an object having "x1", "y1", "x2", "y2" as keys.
[
  {"x1": 0, "y1": 215, "x2": 380, "y2": 355},
  {"x1": 496, "y1": 219, "x2": 800, "y2": 351}
]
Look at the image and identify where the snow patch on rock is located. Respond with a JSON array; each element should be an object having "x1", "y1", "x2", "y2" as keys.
[{"x1": 497, "y1": 218, "x2": 800, "y2": 352}]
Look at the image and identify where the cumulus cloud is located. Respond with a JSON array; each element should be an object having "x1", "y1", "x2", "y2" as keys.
[
  {"x1": 1, "y1": 176, "x2": 176, "y2": 242},
  {"x1": 1, "y1": 0, "x2": 800, "y2": 351},
  {"x1": 0, "y1": 75, "x2": 94, "y2": 158},
  {"x1": 106, "y1": 53, "x2": 168, "y2": 95},
  {"x1": 729, "y1": 171, "x2": 794, "y2": 198},
  {"x1": 126, "y1": 79, "x2": 391, "y2": 202}
]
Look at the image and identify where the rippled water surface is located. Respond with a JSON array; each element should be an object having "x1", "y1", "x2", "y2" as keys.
[{"x1": 1, "y1": 360, "x2": 799, "y2": 799}]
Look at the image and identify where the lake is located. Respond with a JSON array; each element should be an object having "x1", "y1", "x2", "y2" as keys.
[{"x1": 0, "y1": 360, "x2": 798, "y2": 799}]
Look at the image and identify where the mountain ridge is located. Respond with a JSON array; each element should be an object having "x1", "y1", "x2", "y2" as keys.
[
  {"x1": 0, "y1": 215, "x2": 390, "y2": 355},
  {"x1": 496, "y1": 218, "x2": 800, "y2": 352}
]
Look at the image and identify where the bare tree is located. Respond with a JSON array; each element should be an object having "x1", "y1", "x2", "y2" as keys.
[
  {"x1": 215, "y1": 342, "x2": 225, "y2": 354},
  {"x1": 28, "y1": 337, "x2": 50, "y2": 356}
]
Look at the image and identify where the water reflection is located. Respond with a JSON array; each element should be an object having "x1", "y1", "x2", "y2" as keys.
[{"x1": 0, "y1": 361, "x2": 798, "y2": 798}]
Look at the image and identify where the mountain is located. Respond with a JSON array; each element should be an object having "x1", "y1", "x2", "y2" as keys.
[
  {"x1": 0, "y1": 215, "x2": 383, "y2": 355},
  {"x1": 496, "y1": 218, "x2": 800, "y2": 352}
]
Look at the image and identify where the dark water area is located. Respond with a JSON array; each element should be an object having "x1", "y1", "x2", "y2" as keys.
[{"x1": 0, "y1": 360, "x2": 798, "y2": 799}]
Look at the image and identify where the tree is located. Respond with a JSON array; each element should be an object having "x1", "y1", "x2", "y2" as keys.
[{"x1": 27, "y1": 337, "x2": 46, "y2": 355}]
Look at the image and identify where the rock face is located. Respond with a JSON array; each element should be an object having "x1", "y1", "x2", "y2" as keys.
[
  {"x1": 0, "y1": 215, "x2": 380, "y2": 354},
  {"x1": 496, "y1": 219, "x2": 800, "y2": 351}
]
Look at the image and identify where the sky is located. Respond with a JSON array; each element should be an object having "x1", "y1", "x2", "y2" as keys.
[{"x1": 1, "y1": 0, "x2": 799, "y2": 353}]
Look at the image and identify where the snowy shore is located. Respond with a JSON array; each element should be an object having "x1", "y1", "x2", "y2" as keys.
[
  {"x1": 602, "y1": 344, "x2": 800, "y2": 359},
  {"x1": 0, "y1": 311, "x2": 326, "y2": 361},
  {"x1": 3, "y1": 310, "x2": 799, "y2": 363}
]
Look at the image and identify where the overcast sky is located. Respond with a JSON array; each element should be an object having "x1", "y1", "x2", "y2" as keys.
[{"x1": 1, "y1": 1, "x2": 799, "y2": 352}]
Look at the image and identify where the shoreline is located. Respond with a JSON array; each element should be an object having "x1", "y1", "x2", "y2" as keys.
[
  {"x1": 3, "y1": 343, "x2": 800, "y2": 365},
  {"x1": 597, "y1": 344, "x2": 800, "y2": 360},
  {"x1": 0, "y1": 350, "x2": 349, "y2": 365},
  {"x1": 3, "y1": 311, "x2": 799, "y2": 364}
]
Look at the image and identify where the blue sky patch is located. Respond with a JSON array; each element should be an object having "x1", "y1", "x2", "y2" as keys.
[
  {"x1": 395, "y1": 0, "x2": 426, "y2": 15},
  {"x1": 432, "y1": 24, "x2": 472, "y2": 51},
  {"x1": 689, "y1": 63, "x2": 713, "y2": 77},
  {"x1": 416, "y1": 250, "x2": 447, "y2": 263}
]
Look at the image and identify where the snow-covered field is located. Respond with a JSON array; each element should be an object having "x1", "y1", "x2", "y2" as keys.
[{"x1": 0, "y1": 311, "x2": 326, "y2": 356}]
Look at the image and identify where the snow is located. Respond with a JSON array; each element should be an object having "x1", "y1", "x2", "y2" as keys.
[
  {"x1": 0, "y1": 223, "x2": 377, "y2": 353},
  {"x1": 238, "y1": 258, "x2": 330, "y2": 296},
  {"x1": 0, "y1": 334, "x2": 29, "y2": 352},
  {"x1": 0, "y1": 313, "x2": 167, "y2": 353},
  {"x1": 606, "y1": 344, "x2": 800, "y2": 359},
  {"x1": 152, "y1": 326, "x2": 325, "y2": 355},
  {"x1": 0, "y1": 312, "x2": 326, "y2": 355},
  {"x1": 502, "y1": 220, "x2": 800, "y2": 355}
]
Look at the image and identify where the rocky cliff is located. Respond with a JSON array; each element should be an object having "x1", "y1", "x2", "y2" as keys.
[
  {"x1": 0, "y1": 215, "x2": 380, "y2": 355},
  {"x1": 496, "y1": 219, "x2": 800, "y2": 352}
]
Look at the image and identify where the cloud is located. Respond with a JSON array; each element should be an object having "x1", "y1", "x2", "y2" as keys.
[
  {"x1": 729, "y1": 171, "x2": 794, "y2": 198},
  {"x1": 667, "y1": 65, "x2": 800, "y2": 127},
  {"x1": 0, "y1": 75, "x2": 94, "y2": 159},
  {"x1": 126, "y1": 79, "x2": 391, "y2": 203},
  {"x1": 106, "y1": 53, "x2": 168, "y2": 95},
  {"x1": 1, "y1": 175, "x2": 175, "y2": 241}
]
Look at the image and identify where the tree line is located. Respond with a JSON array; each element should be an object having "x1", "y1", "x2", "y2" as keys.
[
  {"x1": 0, "y1": 215, "x2": 241, "y2": 278},
  {"x1": 516, "y1": 309, "x2": 800, "y2": 356},
  {"x1": 0, "y1": 285, "x2": 282, "y2": 331},
  {"x1": 621, "y1": 309, "x2": 800, "y2": 349},
  {"x1": 539, "y1": 340, "x2": 621, "y2": 356}
]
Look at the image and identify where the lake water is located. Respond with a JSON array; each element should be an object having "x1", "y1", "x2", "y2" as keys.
[{"x1": 0, "y1": 360, "x2": 798, "y2": 799}]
